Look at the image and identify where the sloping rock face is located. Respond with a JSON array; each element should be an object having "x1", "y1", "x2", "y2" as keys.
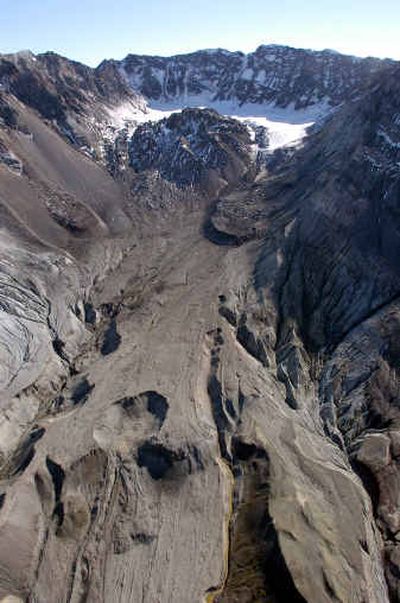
[
  {"x1": 0, "y1": 89, "x2": 134, "y2": 465},
  {"x1": 0, "y1": 47, "x2": 399, "y2": 603},
  {"x1": 0, "y1": 51, "x2": 145, "y2": 154},
  {"x1": 110, "y1": 44, "x2": 392, "y2": 108},
  {"x1": 210, "y1": 64, "x2": 400, "y2": 601}
]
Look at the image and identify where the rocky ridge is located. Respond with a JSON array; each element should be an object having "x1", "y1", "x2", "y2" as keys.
[
  {"x1": 0, "y1": 50, "x2": 146, "y2": 159},
  {"x1": 111, "y1": 44, "x2": 393, "y2": 109}
]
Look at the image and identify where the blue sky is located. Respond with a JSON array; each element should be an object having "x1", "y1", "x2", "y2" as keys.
[{"x1": 1, "y1": 0, "x2": 399, "y2": 66}]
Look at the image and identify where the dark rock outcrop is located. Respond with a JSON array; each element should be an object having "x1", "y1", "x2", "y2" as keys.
[{"x1": 129, "y1": 108, "x2": 252, "y2": 188}]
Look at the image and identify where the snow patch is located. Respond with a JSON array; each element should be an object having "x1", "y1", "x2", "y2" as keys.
[
  {"x1": 147, "y1": 97, "x2": 330, "y2": 151},
  {"x1": 241, "y1": 67, "x2": 254, "y2": 81},
  {"x1": 237, "y1": 116, "x2": 313, "y2": 152},
  {"x1": 104, "y1": 94, "x2": 331, "y2": 153},
  {"x1": 100, "y1": 101, "x2": 181, "y2": 145}
]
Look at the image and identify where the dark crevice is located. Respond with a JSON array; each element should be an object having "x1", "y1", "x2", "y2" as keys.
[
  {"x1": 387, "y1": 559, "x2": 400, "y2": 580},
  {"x1": 236, "y1": 316, "x2": 269, "y2": 367},
  {"x1": 84, "y1": 302, "x2": 97, "y2": 325},
  {"x1": 11, "y1": 446, "x2": 35, "y2": 477},
  {"x1": 137, "y1": 441, "x2": 186, "y2": 480},
  {"x1": 46, "y1": 457, "x2": 65, "y2": 529},
  {"x1": 52, "y1": 336, "x2": 69, "y2": 363},
  {"x1": 27, "y1": 426, "x2": 46, "y2": 445},
  {"x1": 117, "y1": 396, "x2": 135, "y2": 411},
  {"x1": 115, "y1": 391, "x2": 169, "y2": 427},
  {"x1": 100, "y1": 318, "x2": 121, "y2": 356},
  {"x1": 100, "y1": 302, "x2": 120, "y2": 318},
  {"x1": 130, "y1": 532, "x2": 155, "y2": 545},
  {"x1": 350, "y1": 459, "x2": 380, "y2": 517},
  {"x1": 9, "y1": 427, "x2": 45, "y2": 478},
  {"x1": 53, "y1": 501, "x2": 65, "y2": 528},
  {"x1": 232, "y1": 437, "x2": 268, "y2": 462},
  {"x1": 207, "y1": 374, "x2": 230, "y2": 460},
  {"x1": 359, "y1": 538, "x2": 370, "y2": 554},
  {"x1": 262, "y1": 530, "x2": 307, "y2": 603},
  {"x1": 276, "y1": 365, "x2": 299, "y2": 410},
  {"x1": 71, "y1": 377, "x2": 95, "y2": 406},
  {"x1": 203, "y1": 216, "x2": 243, "y2": 247},
  {"x1": 46, "y1": 457, "x2": 65, "y2": 500},
  {"x1": 145, "y1": 391, "x2": 169, "y2": 425},
  {"x1": 216, "y1": 437, "x2": 306, "y2": 603},
  {"x1": 322, "y1": 571, "x2": 340, "y2": 601},
  {"x1": 218, "y1": 305, "x2": 237, "y2": 326}
]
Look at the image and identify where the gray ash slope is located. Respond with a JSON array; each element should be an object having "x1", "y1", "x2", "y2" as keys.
[{"x1": 0, "y1": 44, "x2": 399, "y2": 603}]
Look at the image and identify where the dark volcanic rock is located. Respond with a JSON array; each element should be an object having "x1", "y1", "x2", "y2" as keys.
[
  {"x1": 129, "y1": 107, "x2": 252, "y2": 187},
  {"x1": 266, "y1": 65, "x2": 400, "y2": 354}
]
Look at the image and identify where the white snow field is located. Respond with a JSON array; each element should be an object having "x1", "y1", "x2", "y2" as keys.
[{"x1": 106, "y1": 95, "x2": 331, "y2": 152}]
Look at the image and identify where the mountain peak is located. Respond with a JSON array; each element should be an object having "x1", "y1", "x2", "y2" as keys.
[{"x1": 114, "y1": 43, "x2": 392, "y2": 111}]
